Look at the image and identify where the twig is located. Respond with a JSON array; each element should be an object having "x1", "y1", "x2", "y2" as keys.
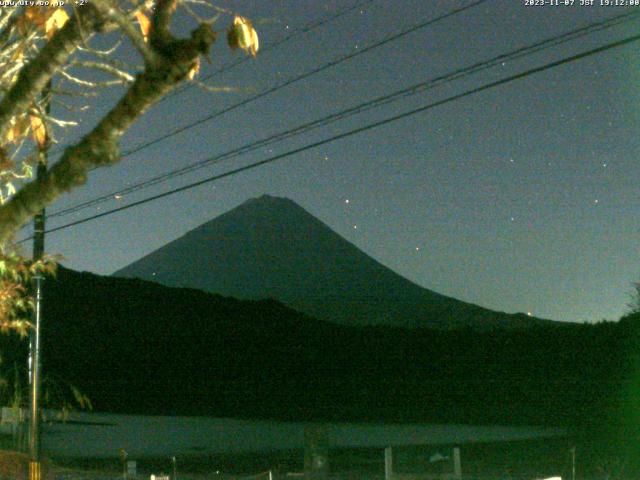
[
  {"x1": 91, "y1": 0, "x2": 157, "y2": 65},
  {"x1": 70, "y1": 60, "x2": 136, "y2": 82},
  {"x1": 0, "y1": 5, "x2": 104, "y2": 143}
]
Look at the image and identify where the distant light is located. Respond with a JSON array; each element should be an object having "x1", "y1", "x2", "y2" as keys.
[
  {"x1": 527, "y1": 311, "x2": 532, "y2": 316},
  {"x1": 415, "y1": 247, "x2": 420, "y2": 251},
  {"x1": 114, "y1": 194, "x2": 122, "y2": 200},
  {"x1": 594, "y1": 199, "x2": 599, "y2": 204},
  {"x1": 353, "y1": 225, "x2": 357, "y2": 229},
  {"x1": 345, "y1": 199, "x2": 350, "y2": 204},
  {"x1": 152, "y1": 272, "x2": 157, "y2": 276}
]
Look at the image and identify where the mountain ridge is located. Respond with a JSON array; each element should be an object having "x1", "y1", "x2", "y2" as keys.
[
  {"x1": 22, "y1": 265, "x2": 628, "y2": 426},
  {"x1": 115, "y1": 194, "x2": 556, "y2": 330}
]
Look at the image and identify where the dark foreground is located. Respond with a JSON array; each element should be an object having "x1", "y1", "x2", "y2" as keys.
[{"x1": 44, "y1": 435, "x2": 640, "y2": 480}]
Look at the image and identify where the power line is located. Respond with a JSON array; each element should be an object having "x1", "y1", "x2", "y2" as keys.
[
  {"x1": 46, "y1": 0, "x2": 490, "y2": 217},
  {"x1": 102, "y1": 0, "x2": 490, "y2": 158},
  {"x1": 164, "y1": 0, "x2": 378, "y2": 101},
  {"x1": 46, "y1": 0, "x2": 379, "y2": 159},
  {"x1": 19, "y1": 30, "x2": 640, "y2": 243},
  {"x1": 47, "y1": 9, "x2": 640, "y2": 220}
]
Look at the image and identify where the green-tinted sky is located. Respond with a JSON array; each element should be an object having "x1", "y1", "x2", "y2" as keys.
[{"x1": 33, "y1": 0, "x2": 640, "y2": 323}]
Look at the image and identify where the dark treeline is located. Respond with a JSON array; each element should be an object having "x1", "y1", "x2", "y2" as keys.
[{"x1": 3, "y1": 267, "x2": 639, "y2": 441}]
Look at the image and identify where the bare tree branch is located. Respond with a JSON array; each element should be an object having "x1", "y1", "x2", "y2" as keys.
[
  {"x1": 91, "y1": 0, "x2": 157, "y2": 65},
  {"x1": 0, "y1": 8, "x2": 21, "y2": 46},
  {"x1": 0, "y1": 6, "x2": 105, "y2": 143},
  {"x1": 192, "y1": 80, "x2": 242, "y2": 93},
  {"x1": 0, "y1": 15, "x2": 217, "y2": 243},
  {"x1": 51, "y1": 97, "x2": 91, "y2": 113},
  {"x1": 77, "y1": 37, "x2": 125, "y2": 58},
  {"x1": 50, "y1": 88, "x2": 99, "y2": 99},
  {"x1": 152, "y1": 0, "x2": 178, "y2": 46},
  {"x1": 70, "y1": 60, "x2": 136, "y2": 83},
  {"x1": 58, "y1": 69, "x2": 130, "y2": 88}
]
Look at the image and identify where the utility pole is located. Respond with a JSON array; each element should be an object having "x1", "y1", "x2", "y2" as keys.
[{"x1": 28, "y1": 80, "x2": 50, "y2": 480}]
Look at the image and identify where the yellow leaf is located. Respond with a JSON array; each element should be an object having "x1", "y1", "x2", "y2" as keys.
[
  {"x1": 134, "y1": 11, "x2": 151, "y2": 42},
  {"x1": 4, "y1": 116, "x2": 29, "y2": 145},
  {"x1": 187, "y1": 57, "x2": 200, "y2": 80},
  {"x1": 228, "y1": 16, "x2": 259, "y2": 57},
  {"x1": 29, "y1": 115, "x2": 46, "y2": 149},
  {"x1": 18, "y1": 7, "x2": 43, "y2": 35},
  {"x1": 24, "y1": 6, "x2": 50, "y2": 29},
  {"x1": 44, "y1": 8, "x2": 69, "y2": 40},
  {"x1": 19, "y1": 7, "x2": 67, "y2": 39}
]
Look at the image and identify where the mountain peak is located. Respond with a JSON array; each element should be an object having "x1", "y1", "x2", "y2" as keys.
[
  {"x1": 244, "y1": 194, "x2": 293, "y2": 204},
  {"x1": 231, "y1": 194, "x2": 308, "y2": 217},
  {"x1": 115, "y1": 196, "x2": 554, "y2": 330}
]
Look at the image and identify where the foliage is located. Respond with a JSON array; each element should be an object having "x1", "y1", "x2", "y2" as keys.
[
  {"x1": 0, "y1": 251, "x2": 57, "y2": 336},
  {"x1": 32, "y1": 267, "x2": 639, "y2": 428},
  {"x1": 0, "y1": 0, "x2": 259, "y2": 334},
  {"x1": 227, "y1": 16, "x2": 259, "y2": 57},
  {"x1": 0, "y1": 359, "x2": 91, "y2": 418},
  {"x1": 627, "y1": 281, "x2": 640, "y2": 315}
]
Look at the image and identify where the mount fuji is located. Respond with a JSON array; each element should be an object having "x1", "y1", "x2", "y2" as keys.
[{"x1": 114, "y1": 195, "x2": 553, "y2": 330}]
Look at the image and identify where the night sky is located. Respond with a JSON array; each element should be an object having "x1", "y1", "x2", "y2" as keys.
[{"x1": 27, "y1": 0, "x2": 640, "y2": 323}]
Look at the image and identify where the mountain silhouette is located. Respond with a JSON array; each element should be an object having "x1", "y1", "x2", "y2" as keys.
[
  {"x1": 19, "y1": 267, "x2": 628, "y2": 426},
  {"x1": 115, "y1": 195, "x2": 553, "y2": 330}
]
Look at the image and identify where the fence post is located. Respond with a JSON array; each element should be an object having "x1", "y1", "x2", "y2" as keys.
[
  {"x1": 385, "y1": 447, "x2": 393, "y2": 480},
  {"x1": 453, "y1": 448, "x2": 461, "y2": 480}
]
